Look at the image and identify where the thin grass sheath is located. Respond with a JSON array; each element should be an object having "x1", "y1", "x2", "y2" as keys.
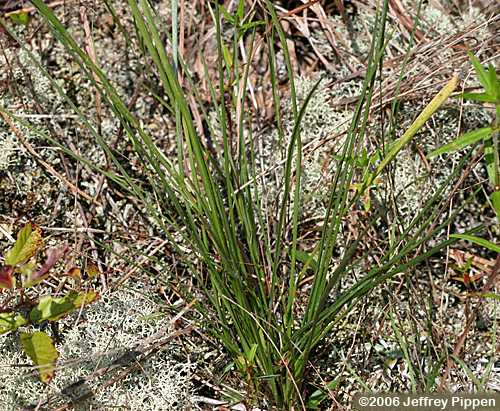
[{"x1": 363, "y1": 73, "x2": 459, "y2": 191}]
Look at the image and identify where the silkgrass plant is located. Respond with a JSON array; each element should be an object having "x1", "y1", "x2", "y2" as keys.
[{"x1": 0, "y1": 0, "x2": 473, "y2": 407}]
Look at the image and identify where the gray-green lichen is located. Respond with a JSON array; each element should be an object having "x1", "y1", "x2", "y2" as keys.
[
  {"x1": 0, "y1": 288, "x2": 192, "y2": 410},
  {"x1": 253, "y1": 74, "x2": 354, "y2": 222},
  {"x1": 0, "y1": 133, "x2": 19, "y2": 171}
]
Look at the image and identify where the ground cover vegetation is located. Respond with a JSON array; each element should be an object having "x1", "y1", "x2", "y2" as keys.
[{"x1": 0, "y1": 0, "x2": 498, "y2": 409}]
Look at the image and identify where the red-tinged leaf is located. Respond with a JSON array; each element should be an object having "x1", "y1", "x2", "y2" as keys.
[
  {"x1": 4, "y1": 223, "x2": 43, "y2": 267},
  {"x1": 66, "y1": 267, "x2": 82, "y2": 278},
  {"x1": 20, "y1": 331, "x2": 59, "y2": 383},
  {"x1": 0, "y1": 265, "x2": 15, "y2": 289},
  {"x1": 23, "y1": 244, "x2": 69, "y2": 288},
  {"x1": 463, "y1": 272, "x2": 471, "y2": 287}
]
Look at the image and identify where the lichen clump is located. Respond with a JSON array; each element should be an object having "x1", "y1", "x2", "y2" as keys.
[{"x1": 0, "y1": 288, "x2": 192, "y2": 410}]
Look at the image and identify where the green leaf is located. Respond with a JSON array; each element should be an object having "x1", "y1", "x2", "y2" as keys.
[
  {"x1": 30, "y1": 290, "x2": 99, "y2": 323},
  {"x1": 451, "y1": 354, "x2": 483, "y2": 390},
  {"x1": 491, "y1": 191, "x2": 500, "y2": 223},
  {"x1": 9, "y1": 11, "x2": 30, "y2": 26},
  {"x1": 4, "y1": 223, "x2": 43, "y2": 267},
  {"x1": 468, "y1": 51, "x2": 492, "y2": 94},
  {"x1": 427, "y1": 127, "x2": 492, "y2": 158},
  {"x1": 0, "y1": 265, "x2": 15, "y2": 289},
  {"x1": 18, "y1": 259, "x2": 37, "y2": 286},
  {"x1": 461, "y1": 92, "x2": 498, "y2": 103},
  {"x1": 450, "y1": 234, "x2": 500, "y2": 253},
  {"x1": 218, "y1": 5, "x2": 235, "y2": 24},
  {"x1": 20, "y1": 331, "x2": 59, "y2": 383},
  {"x1": 306, "y1": 378, "x2": 341, "y2": 409},
  {"x1": 484, "y1": 132, "x2": 498, "y2": 187},
  {"x1": 292, "y1": 249, "x2": 318, "y2": 272},
  {"x1": 425, "y1": 356, "x2": 446, "y2": 390},
  {"x1": 236, "y1": 0, "x2": 245, "y2": 21},
  {"x1": 481, "y1": 293, "x2": 500, "y2": 301},
  {"x1": 246, "y1": 343, "x2": 258, "y2": 363},
  {"x1": 72, "y1": 290, "x2": 99, "y2": 308},
  {"x1": 221, "y1": 42, "x2": 233, "y2": 69},
  {"x1": 240, "y1": 20, "x2": 265, "y2": 32},
  {"x1": 0, "y1": 312, "x2": 27, "y2": 334},
  {"x1": 363, "y1": 193, "x2": 372, "y2": 212},
  {"x1": 487, "y1": 64, "x2": 500, "y2": 99},
  {"x1": 356, "y1": 148, "x2": 369, "y2": 168}
]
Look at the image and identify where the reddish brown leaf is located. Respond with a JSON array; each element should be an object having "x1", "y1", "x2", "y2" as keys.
[
  {"x1": 23, "y1": 244, "x2": 69, "y2": 287},
  {"x1": 66, "y1": 267, "x2": 82, "y2": 278},
  {"x1": 0, "y1": 265, "x2": 15, "y2": 289},
  {"x1": 463, "y1": 272, "x2": 471, "y2": 287}
]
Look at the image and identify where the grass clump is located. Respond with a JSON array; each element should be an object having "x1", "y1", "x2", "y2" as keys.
[{"x1": 0, "y1": 0, "x2": 495, "y2": 408}]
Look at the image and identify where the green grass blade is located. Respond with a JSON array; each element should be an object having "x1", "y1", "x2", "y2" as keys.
[
  {"x1": 427, "y1": 127, "x2": 492, "y2": 158},
  {"x1": 461, "y1": 92, "x2": 498, "y2": 103},
  {"x1": 390, "y1": 312, "x2": 417, "y2": 392},
  {"x1": 468, "y1": 51, "x2": 493, "y2": 94},
  {"x1": 450, "y1": 355, "x2": 483, "y2": 390},
  {"x1": 450, "y1": 234, "x2": 500, "y2": 253}
]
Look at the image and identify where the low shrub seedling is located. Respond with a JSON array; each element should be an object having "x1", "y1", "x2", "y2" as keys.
[{"x1": 0, "y1": 223, "x2": 98, "y2": 383}]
